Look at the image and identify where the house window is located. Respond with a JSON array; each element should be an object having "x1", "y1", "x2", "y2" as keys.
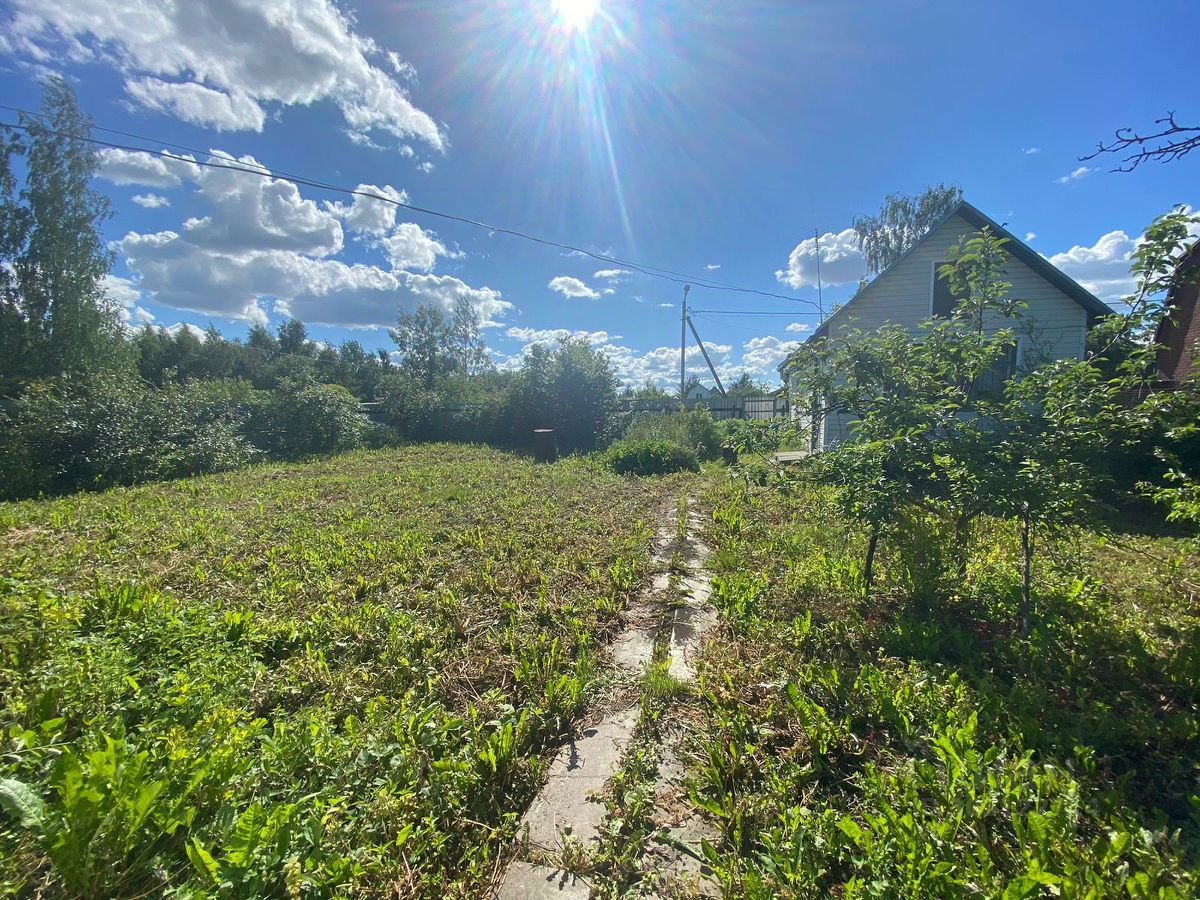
[
  {"x1": 974, "y1": 343, "x2": 1018, "y2": 397},
  {"x1": 931, "y1": 262, "x2": 967, "y2": 317}
]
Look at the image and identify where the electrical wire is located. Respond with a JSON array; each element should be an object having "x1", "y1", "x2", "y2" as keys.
[{"x1": 0, "y1": 106, "x2": 821, "y2": 308}]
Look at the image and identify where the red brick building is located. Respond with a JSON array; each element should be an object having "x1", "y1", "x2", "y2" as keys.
[{"x1": 1157, "y1": 241, "x2": 1200, "y2": 386}]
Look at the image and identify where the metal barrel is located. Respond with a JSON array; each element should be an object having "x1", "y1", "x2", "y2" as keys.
[{"x1": 533, "y1": 428, "x2": 557, "y2": 463}]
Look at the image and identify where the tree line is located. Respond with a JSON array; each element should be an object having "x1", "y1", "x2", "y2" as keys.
[{"x1": 0, "y1": 80, "x2": 643, "y2": 499}]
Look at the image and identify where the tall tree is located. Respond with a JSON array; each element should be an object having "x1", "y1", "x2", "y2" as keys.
[
  {"x1": 725, "y1": 372, "x2": 773, "y2": 398},
  {"x1": 0, "y1": 77, "x2": 122, "y2": 389},
  {"x1": 389, "y1": 298, "x2": 489, "y2": 388},
  {"x1": 276, "y1": 318, "x2": 315, "y2": 358},
  {"x1": 852, "y1": 184, "x2": 963, "y2": 276}
]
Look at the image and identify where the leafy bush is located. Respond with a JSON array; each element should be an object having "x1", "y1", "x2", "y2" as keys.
[
  {"x1": 377, "y1": 371, "x2": 441, "y2": 439},
  {"x1": 248, "y1": 377, "x2": 367, "y2": 458},
  {"x1": 497, "y1": 339, "x2": 621, "y2": 453},
  {"x1": 622, "y1": 408, "x2": 722, "y2": 461},
  {"x1": 0, "y1": 373, "x2": 257, "y2": 499},
  {"x1": 606, "y1": 439, "x2": 699, "y2": 476},
  {"x1": 719, "y1": 417, "x2": 805, "y2": 455}
]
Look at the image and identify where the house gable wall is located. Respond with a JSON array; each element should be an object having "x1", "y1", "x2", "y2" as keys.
[{"x1": 820, "y1": 213, "x2": 1089, "y2": 447}]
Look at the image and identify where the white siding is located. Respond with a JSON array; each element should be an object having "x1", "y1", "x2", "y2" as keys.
[{"x1": 822, "y1": 214, "x2": 1089, "y2": 447}]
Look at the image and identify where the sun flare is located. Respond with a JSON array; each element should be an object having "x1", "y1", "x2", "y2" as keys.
[{"x1": 551, "y1": 0, "x2": 599, "y2": 30}]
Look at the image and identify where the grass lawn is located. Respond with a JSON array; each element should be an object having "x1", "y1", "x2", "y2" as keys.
[
  {"x1": 0, "y1": 445, "x2": 686, "y2": 897},
  {"x1": 681, "y1": 474, "x2": 1200, "y2": 897}
]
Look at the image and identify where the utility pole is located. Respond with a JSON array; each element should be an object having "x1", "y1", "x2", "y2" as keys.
[
  {"x1": 687, "y1": 315, "x2": 726, "y2": 395},
  {"x1": 679, "y1": 283, "x2": 690, "y2": 404}
]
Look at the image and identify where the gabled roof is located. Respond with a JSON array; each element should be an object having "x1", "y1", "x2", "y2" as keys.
[{"x1": 780, "y1": 201, "x2": 1113, "y2": 373}]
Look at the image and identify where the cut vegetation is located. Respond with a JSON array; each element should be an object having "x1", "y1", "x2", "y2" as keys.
[{"x1": 0, "y1": 445, "x2": 690, "y2": 896}]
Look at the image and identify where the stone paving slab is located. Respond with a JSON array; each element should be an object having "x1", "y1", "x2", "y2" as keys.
[
  {"x1": 496, "y1": 861, "x2": 590, "y2": 899},
  {"x1": 520, "y1": 705, "x2": 640, "y2": 850}
]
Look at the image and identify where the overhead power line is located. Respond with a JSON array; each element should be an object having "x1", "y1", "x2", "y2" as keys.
[
  {"x1": 0, "y1": 106, "x2": 820, "y2": 309},
  {"x1": 688, "y1": 309, "x2": 805, "y2": 316}
]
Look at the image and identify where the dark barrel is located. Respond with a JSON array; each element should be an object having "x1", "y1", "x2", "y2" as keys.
[{"x1": 533, "y1": 428, "x2": 557, "y2": 463}]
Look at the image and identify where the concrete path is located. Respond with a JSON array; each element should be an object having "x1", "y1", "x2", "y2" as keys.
[
  {"x1": 772, "y1": 450, "x2": 808, "y2": 464},
  {"x1": 640, "y1": 508, "x2": 721, "y2": 897},
  {"x1": 496, "y1": 500, "x2": 718, "y2": 899}
]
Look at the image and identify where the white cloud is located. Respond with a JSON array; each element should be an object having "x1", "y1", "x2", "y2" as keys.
[
  {"x1": 740, "y1": 335, "x2": 801, "y2": 374},
  {"x1": 7, "y1": 0, "x2": 443, "y2": 148},
  {"x1": 103, "y1": 273, "x2": 141, "y2": 307},
  {"x1": 181, "y1": 151, "x2": 344, "y2": 257},
  {"x1": 548, "y1": 275, "x2": 600, "y2": 299},
  {"x1": 96, "y1": 148, "x2": 196, "y2": 187},
  {"x1": 110, "y1": 147, "x2": 508, "y2": 330},
  {"x1": 705, "y1": 263, "x2": 721, "y2": 270},
  {"x1": 600, "y1": 342, "x2": 731, "y2": 387},
  {"x1": 125, "y1": 77, "x2": 265, "y2": 131},
  {"x1": 1056, "y1": 166, "x2": 1094, "y2": 184},
  {"x1": 417, "y1": 161, "x2": 435, "y2": 174},
  {"x1": 345, "y1": 131, "x2": 387, "y2": 151},
  {"x1": 131, "y1": 193, "x2": 170, "y2": 208},
  {"x1": 785, "y1": 322, "x2": 812, "y2": 333},
  {"x1": 776, "y1": 227, "x2": 867, "y2": 289},
  {"x1": 1047, "y1": 230, "x2": 1139, "y2": 301},
  {"x1": 505, "y1": 326, "x2": 616, "y2": 348},
  {"x1": 1022, "y1": 147, "x2": 1041, "y2": 155},
  {"x1": 658, "y1": 302, "x2": 673, "y2": 308},
  {"x1": 1035, "y1": 213, "x2": 1200, "y2": 305},
  {"x1": 1025, "y1": 231, "x2": 1037, "y2": 242},
  {"x1": 326, "y1": 184, "x2": 409, "y2": 236},
  {"x1": 382, "y1": 222, "x2": 449, "y2": 272},
  {"x1": 593, "y1": 268, "x2": 630, "y2": 280},
  {"x1": 165, "y1": 322, "x2": 208, "y2": 341},
  {"x1": 402, "y1": 272, "x2": 510, "y2": 327}
]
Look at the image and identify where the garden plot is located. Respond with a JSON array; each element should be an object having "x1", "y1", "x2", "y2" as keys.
[{"x1": 0, "y1": 445, "x2": 691, "y2": 897}]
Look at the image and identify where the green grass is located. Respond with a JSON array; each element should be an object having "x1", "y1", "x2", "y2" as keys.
[
  {"x1": 0, "y1": 444, "x2": 688, "y2": 897},
  {"x1": 682, "y1": 476, "x2": 1200, "y2": 897}
]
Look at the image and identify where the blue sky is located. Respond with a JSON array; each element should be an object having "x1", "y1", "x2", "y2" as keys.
[{"x1": 1, "y1": 0, "x2": 1196, "y2": 385}]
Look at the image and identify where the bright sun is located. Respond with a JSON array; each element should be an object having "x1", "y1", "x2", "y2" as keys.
[{"x1": 551, "y1": 0, "x2": 599, "y2": 30}]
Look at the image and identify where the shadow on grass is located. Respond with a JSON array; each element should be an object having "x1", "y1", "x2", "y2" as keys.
[{"x1": 878, "y1": 583, "x2": 1200, "y2": 838}]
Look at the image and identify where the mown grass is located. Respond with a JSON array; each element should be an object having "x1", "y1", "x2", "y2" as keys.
[
  {"x1": 688, "y1": 475, "x2": 1200, "y2": 898},
  {"x1": 0, "y1": 444, "x2": 686, "y2": 897}
]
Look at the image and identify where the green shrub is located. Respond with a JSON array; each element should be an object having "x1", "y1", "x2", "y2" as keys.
[
  {"x1": 0, "y1": 373, "x2": 257, "y2": 499},
  {"x1": 718, "y1": 417, "x2": 805, "y2": 455},
  {"x1": 248, "y1": 377, "x2": 367, "y2": 458},
  {"x1": 622, "y1": 409, "x2": 722, "y2": 461},
  {"x1": 607, "y1": 439, "x2": 699, "y2": 476},
  {"x1": 377, "y1": 372, "x2": 441, "y2": 440}
]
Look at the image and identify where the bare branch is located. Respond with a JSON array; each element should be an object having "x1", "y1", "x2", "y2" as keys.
[{"x1": 1081, "y1": 111, "x2": 1200, "y2": 172}]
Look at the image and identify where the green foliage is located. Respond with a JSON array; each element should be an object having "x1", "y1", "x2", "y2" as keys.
[
  {"x1": 0, "y1": 445, "x2": 671, "y2": 895},
  {"x1": 133, "y1": 321, "x2": 396, "y2": 400},
  {"x1": 0, "y1": 373, "x2": 259, "y2": 498},
  {"x1": 691, "y1": 476, "x2": 1200, "y2": 897},
  {"x1": 787, "y1": 218, "x2": 1200, "y2": 623},
  {"x1": 0, "y1": 372, "x2": 375, "y2": 498},
  {"x1": 607, "y1": 439, "x2": 700, "y2": 476},
  {"x1": 723, "y1": 372, "x2": 774, "y2": 398},
  {"x1": 719, "y1": 417, "x2": 805, "y2": 456},
  {"x1": 852, "y1": 184, "x2": 963, "y2": 275},
  {"x1": 389, "y1": 299, "x2": 490, "y2": 388},
  {"x1": 499, "y1": 337, "x2": 621, "y2": 453},
  {"x1": 622, "y1": 408, "x2": 722, "y2": 461},
  {"x1": 0, "y1": 77, "x2": 125, "y2": 392},
  {"x1": 249, "y1": 377, "x2": 368, "y2": 458}
]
